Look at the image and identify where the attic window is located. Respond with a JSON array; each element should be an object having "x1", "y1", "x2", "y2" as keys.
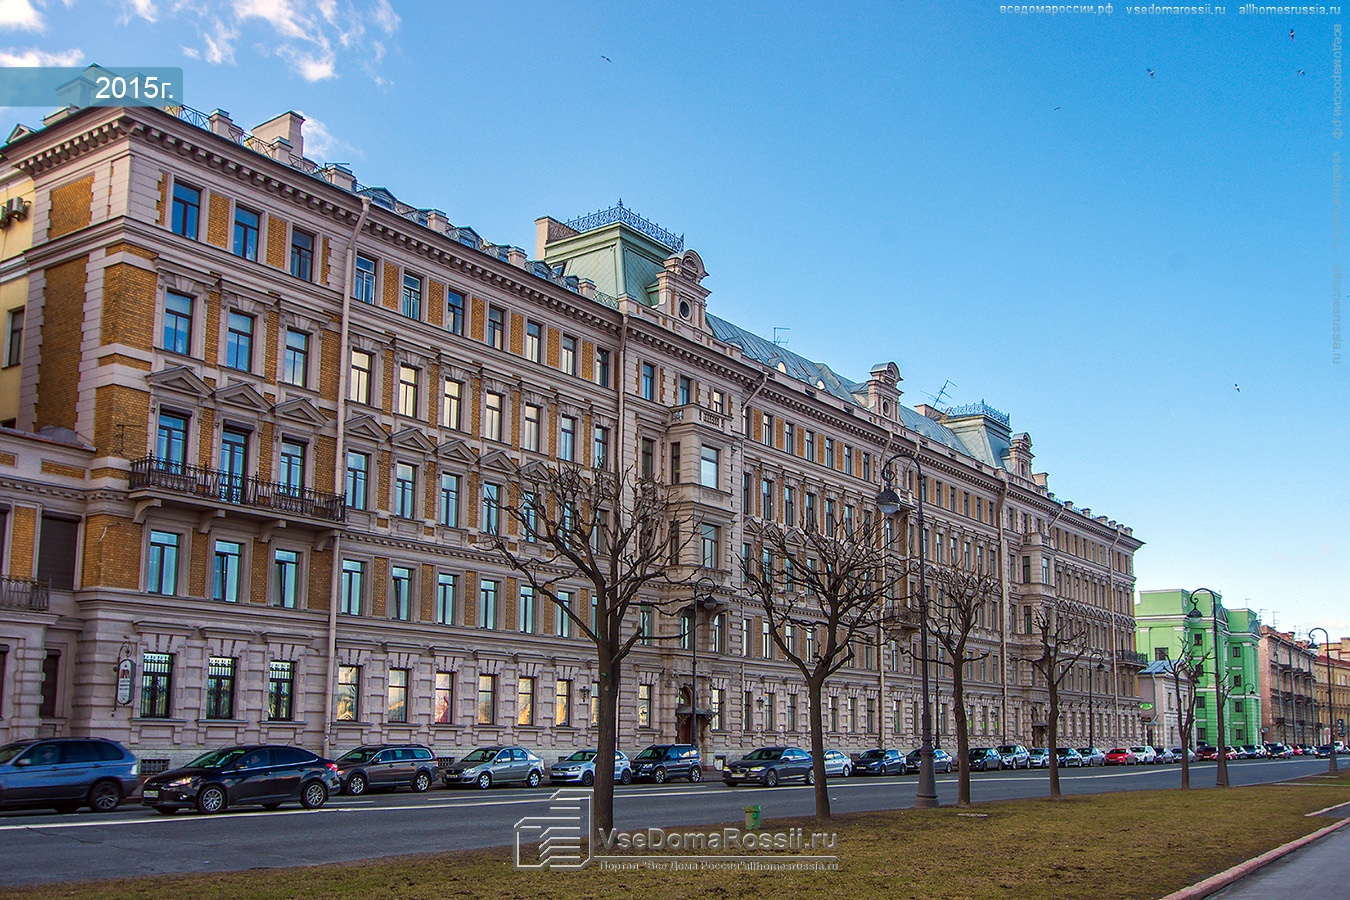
[
  {"x1": 816, "y1": 380, "x2": 826, "y2": 390},
  {"x1": 777, "y1": 362, "x2": 787, "y2": 374},
  {"x1": 882, "y1": 401, "x2": 891, "y2": 415},
  {"x1": 678, "y1": 300, "x2": 691, "y2": 319}
]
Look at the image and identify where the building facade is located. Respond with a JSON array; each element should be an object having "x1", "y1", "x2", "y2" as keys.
[
  {"x1": 1136, "y1": 589, "x2": 1261, "y2": 749},
  {"x1": 1138, "y1": 659, "x2": 1195, "y2": 749},
  {"x1": 1309, "y1": 638, "x2": 1350, "y2": 747},
  {"x1": 0, "y1": 100, "x2": 1144, "y2": 767},
  {"x1": 1256, "y1": 626, "x2": 1319, "y2": 746}
]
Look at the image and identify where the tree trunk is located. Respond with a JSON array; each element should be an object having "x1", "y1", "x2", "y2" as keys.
[
  {"x1": 1047, "y1": 685, "x2": 1061, "y2": 799},
  {"x1": 808, "y1": 678, "x2": 831, "y2": 820},
  {"x1": 952, "y1": 668, "x2": 971, "y2": 807},
  {"x1": 593, "y1": 655, "x2": 621, "y2": 836}
]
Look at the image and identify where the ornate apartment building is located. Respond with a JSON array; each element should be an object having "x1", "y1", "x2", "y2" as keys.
[
  {"x1": 1258, "y1": 627, "x2": 1321, "y2": 746},
  {"x1": 0, "y1": 101, "x2": 1143, "y2": 766}
]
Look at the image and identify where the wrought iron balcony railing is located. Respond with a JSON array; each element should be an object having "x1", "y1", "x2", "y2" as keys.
[
  {"x1": 129, "y1": 457, "x2": 346, "y2": 523},
  {"x1": 0, "y1": 576, "x2": 49, "y2": 611},
  {"x1": 1120, "y1": 651, "x2": 1149, "y2": 667}
]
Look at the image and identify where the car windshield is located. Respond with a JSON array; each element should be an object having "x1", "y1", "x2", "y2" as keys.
[
  {"x1": 460, "y1": 748, "x2": 500, "y2": 764},
  {"x1": 337, "y1": 747, "x2": 379, "y2": 763},
  {"x1": 186, "y1": 747, "x2": 250, "y2": 769},
  {"x1": 1077, "y1": 748, "x2": 1094, "y2": 754},
  {"x1": 1055, "y1": 748, "x2": 1074, "y2": 754},
  {"x1": 744, "y1": 749, "x2": 784, "y2": 761},
  {"x1": 635, "y1": 748, "x2": 667, "y2": 761},
  {"x1": 969, "y1": 749, "x2": 988, "y2": 758},
  {"x1": 563, "y1": 751, "x2": 597, "y2": 763},
  {"x1": 996, "y1": 746, "x2": 1018, "y2": 754},
  {"x1": 1109, "y1": 748, "x2": 1128, "y2": 754},
  {"x1": 859, "y1": 750, "x2": 886, "y2": 760}
]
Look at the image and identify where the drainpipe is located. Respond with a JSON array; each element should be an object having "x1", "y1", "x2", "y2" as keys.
[
  {"x1": 322, "y1": 196, "x2": 370, "y2": 756},
  {"x1": 616, "y1": 311, "x2": 629, "y2": 473},
  {"x1": 996, "y1": 470, "x2": 1010, "y2": 743},
  {"x1": 1106, "y1": 529, "x2": 1120, "y2": 749}
]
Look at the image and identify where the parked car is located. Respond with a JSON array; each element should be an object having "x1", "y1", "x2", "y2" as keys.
[
  {"x1": 1077, "y1": 747, "x2": 1106, "y2": 767},
  {"x1": 630, "y1": 744, "x2": 702, "y2": 783},
  {"x1": 548, "y1": 749, "x2": 632, "y2": 786},
  {"x1": 906, "y1": 747, "x2": 955, "y2": 774},
  {"x1": 855, "y1": 748, "x2": 908, "y2": 776},
  {"x1": 1263, "y1": 742, "x2": 1293, "y2": 759},
  {"x1": 1298, "y1": 744, "x2": 1318, "y2": 756},
  {"x1": 0, "y1": 737, "x2": 139, "y2": 814},
  {"x1": 724, "y1": 747, "x2": 815, "y2": 787},
  {"x1": 1195, "y1": 745, "x2": 1219, "y2": 761},
  {"x1": 969, "y1": 748, "x2": 1004, "y2": 772},
  {"x1": 997, "y1": 744, "x2": 1031, "y2": 770},
  {"x1": 1171, "y1": 746, "x2": 1197, "y2": 762},
  {"x1": 818, "y1": 749, "x2": 854, "y2": 778},
  {"x1": 443, "y1": 746, "x2": 545, "y2": 789},
  {"x1": 1028, "y1": 747, "x2": 1051, "y2": 768},
  {"x1": 1243, "y1": 744, "x2": 1267, "y2": 759},
  {"x1": 1054, "y1": 747, "x2": 1083, "y2": 768},
  {"x1": 1315, "y1": 744, "x2": 1335, "y2": 758},
  {"x1": 1129, "y1": 745, "x2": 1157, "y2": 765},
  {"x1": 1153, "y1": 747, "x2": 1177, "y2": 764},
  {"x1": 1105, "y1": 747, "x2": 1137, "y2": 766},
  {"x1": 336, "y1": 744, "x2": 439, "y2": 795},
  {"x1": 141, "y1": 745, "x2": 340, "y2": 814}
]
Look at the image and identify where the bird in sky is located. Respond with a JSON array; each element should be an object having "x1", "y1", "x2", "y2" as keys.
[
  {"x1": 1290, "y1": 28, "x2": 1295, "y2": 40},
  {"x1": 1234, "y1": 384, "x2": 1241, "y2": 392},
  {"x1": 1147, "y1": 68, "x2": 1155, "y2": 78},
  {"x1": 1298, "y1": 69, "x2": 1306, "y2": 76},
  {"x1": 601, "y1": 55, "x2": 612, "y2": 62},
  {"x1": 1054, "y1": 106, "x2": 1061, "y2": 111}
]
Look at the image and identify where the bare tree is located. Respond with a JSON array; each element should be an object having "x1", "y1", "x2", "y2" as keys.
[
  {"x1": 740, "y1": 516, "x2": 898, "y2": 820},
  {"x1": 1168, "y1": 644, "x2": 1208, "y2": 789},
  {"x1": 1026, "y1": 601, "x2": 1089, "y2": 799},
  {"x1": 923, "y1": 562, "x2": 1002, "y2": 807},
  {"x1": 487, "y1": 462, "x2": 696, "y2": 835}
]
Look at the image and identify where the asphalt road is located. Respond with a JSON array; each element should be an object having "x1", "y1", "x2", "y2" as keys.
[
  {"x1": 0, "y1": 757, "x2": 1329, "y2": 886},
  {"x1": 1209, "y1": 805, "x2": 1350, "y2": 899}
]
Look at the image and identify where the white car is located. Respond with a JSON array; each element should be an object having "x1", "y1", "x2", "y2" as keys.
[{"x1": 1129, "y1": 745, "x2": 1157, "y2": 765}]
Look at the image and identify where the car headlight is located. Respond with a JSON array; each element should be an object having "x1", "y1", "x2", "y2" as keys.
[
  {"x1": 748, "y1": 766, "x2": 764, "y2": 772},
  {"x1": 168, "y1": 777, "x2": 197, "y2": 788}
]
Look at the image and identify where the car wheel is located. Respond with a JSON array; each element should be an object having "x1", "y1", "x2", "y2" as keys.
[
  {"x1": 88, "y1": 780, "x2": 122, "y2": 813},
  {"x1": 477, "y1": 772, "x2": 493, "y2": 790},
  {"x1": 620, "y1": 769, "x2": 633, "y2": 785},
  {"x1": 689, "y1": 766, "x2": 702, "y2": 783},
  {"x1": 196, "y1": 784, "x2": 227, "y2": 815},
  {"x1": 526, "y1": 770, "x2": 542, "y2": 788},
  {"x1": 842, "y1": 765, "x2": 851, "y2": 778},
  {"x1": 805, "y1": 769, "x2": 815, "y2": 786},
  {"x1": 765, "y1": 770, "x2": 779, "y2": 788},
  {"x1": 261, "y1": 802, "x2": 282, "y2": 810},
  {"x1": 301, "y1": 780, "x2": 328, "y2": 810},
  {"x1": 652, "y1": 767, "x2": 668, "y2": 784},
  {"x1": 346, "y1": 773, "x2": 367, "y2": 796},
  {"x1": 413, "y1": 771, "x2": 432, "y2": 793},
  {"x1": 581, "y1": 771, "x2": 595, "y2": 787},
  {"x1": 154, "y1": 806, "x2": 179, "y2": 815}
]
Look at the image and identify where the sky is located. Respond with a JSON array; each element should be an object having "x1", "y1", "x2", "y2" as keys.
[{"x1": 0, "y1": 0, "x2": 1343, "y2": 636}]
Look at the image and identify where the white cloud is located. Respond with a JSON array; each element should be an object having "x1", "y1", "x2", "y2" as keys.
[
  {"x1": 0, "y1": 0, "x2": 43, "y2": 31},
  {"x1": 0, "y1": 46, "x2": 82, "y2": 66},
  {"x1": 124, "y1": 0, "x2": 157, "y2": 22},
  {"x1": 201, "y1": 18, "x2": 235, "y2": 64},
  {"x1": 297, "y1": 111, "x2": 360, "y2": 160},
  {"x1": 294, "y1": 51, "x2": 334, "y2": 82},
  {"x1": 233, "y1": 0, "x2": 307, "y2": 40}
]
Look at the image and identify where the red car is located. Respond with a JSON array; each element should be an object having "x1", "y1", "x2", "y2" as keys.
[
  {"x1": 1104, "y1": 747, "x2": 1137, "y2": 765},
  {"x1": 1195, "y1": 745, "x2": 1238, "y2": 761}
]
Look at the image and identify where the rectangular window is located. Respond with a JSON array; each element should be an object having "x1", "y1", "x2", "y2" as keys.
[
  {"x1": 289, "y1": 228, "x2": 314, "y2": 280},
  {"x1": 710, "y1": 687, "x2": 725, "y2": 730},
  {"x1": 401, "y1": 272, "x2": 422, "y2": 319},
  {"x1": 434, "y1": 671, "x2": 453, "y2": 724},
  {"x1": 446, "y1": 290, "x2": 464, "y2": 335},
  {"x1": 225, "y1": 311, "x2": 254, "y2": 371},
  {"x1": 482, "y1": 482, "x2": 501, "y2": 535},
  {"x1": 762, "y1": 620, "x2": 773, "y2": 658},
  {"x1": 436, "y1": 573, "x2": 457, "y2": 625},
  {"x1": 678, "y1": 375, "x2": 692, "y2": 405},
  {"x1": 38, "y1": 650, "x2": 58, "y2": 718},
  {"x1": 477, "y1": 674, "x2": 496, "y2": 725},
  {"x1": 267, "y1": 660, "x2": 294, "y2": 721},
  {"x1": 336, "y1": 665, "x2": 359, "y2": 721},
  {"x1": 700, "y1": 446, "x2": 720, "y2": 488},
  {"x1": 341, "y1": 559, "x2": 364, "y2": 615},
  {"x1": 517, "y1": 676, "x2": 535, "y2": 726},
  {"x1": 283, "y1": 329, "x2": 309, "y2": 386},
  {"x1": 354, "y1": 254, "x2": 376, "y2": 303},
  {"x1": 346, "y1": 451, "x2": 369, "y2": 511},
  {"x1": 593, "y1": 425, "x2": 610, "y2": 469},
  {"x1": 824, "y1": 437, "x2": 835, "y2": 465},
  {"x1": 279, "y1": 439, "x2": 305, "y2": 495},
  {"x1": 161, "y1": 292, "x2": 191, "y2": 355},
  {"x1": 205, "y1": 657, "x2": 236, "y2": 720},
  {"x1": 595, "y1": 348, "x2": 610, "y2": 387},
  {"x1": 670, "y1": 442, "x2": 681, "y2": 484},
  {"x1": 710, "y1": 389, "x2": 725, "y2": 414},
  {"x1": 560, "y1": 335, "x2": 576, "y2": 374},
  {"x1": 843, "y1": 445, "x2": 853, "y2": 475},
  {"x1": 146, "y1": 530, "x2": 180, "y2": 595},
  {"x1": 233, "y1": 206, "x2": 259, "y2": 260},
  {"x1": 787, "y1": 694, "x2": 798, "y2": 731},
  {"x1": 518, "y1": 584, "x2": 535, "y2": 633},
  {"x1": 484, "y1": 392, "x2": 503, "y2": 442},
  {"x1": 761, "y1": 414, "x2": 774, "y2": 446},
  {"x1": 805, "y1": 430, "x2": 815, "y2": 460},
  {"x1": 783, "y1": 422, "x2": 795, "y2": 454},
  {"x1": 487, "y1": 306, "x2": 505, "y2": 349},
  {"x1": 556, "y1": 591, "x2": 573, "y2": 638},
  {"x1": 156, "y1": 411, "x2": 188, "y2": 467},
  {"x1": 559, "y1": 416, "x2": 576, "y2": 461},
  {"x1": 761, "y1": 478, "x2": 774, "y2": 519},
  {"x1": 525, "y1": 321, "x2": 542, "y2": 362},
  {"x1": 441, "y1": 378, "x2": 463, "y2": 430},
  {"x1": 170, "y1": 182, "x2": 200, "y2": 239},
  {"x1": 825, "y1": 498, "x2": 837, "y2": 536},
  {"x1": 638, "y1": 684, "x2": 652, "y2": 728},
  {"x1": 349, "y1": 349, "x2": 372, "y2": 404},
  {"x1": 273, "y1": 548, "x2": 299, "y2": 608},
  {"x1": 394, "y1": 462, "x2": 417, "y2": 518},
  {"x1": 439, "y1": 472, "x2": 460, "y2": 527},
  {"x1": 641, "y1": 362, "x2": 655, "y2": 400},
  {"x1": 212, "y1": 539, "x2": 242, "y2": 603},
  {"x1": 555, "y1": 679, "x2": 571, "y2": 727},
  {"x1": 478, "y1": 578, "x2": 498, "y2": 628},
  {"x1": 640, "y1": 608, "x2": 653, "y2": 645},
  {"x1": 641, "y1": 439, "x2": 655, "y2": 479},
  {"x1": 140, "y1": 652, "x2": 172, "y2": 719},
  {"x1": 523, "y1": 404, "x2": 541, "y2": 452},
  {"x1": 387, "y1": 668, "x2": 409, "y2": 723},
  {"x1": 398, "y1": 365, "x2": 419, "y2": 417},
  {"x1": 390, "y1": 566, "x2": 413, "y2": 620},
  {"x1": 701, "y1": 523, "x2": 720, "y2": 569},
  {"x1": 784, "y1": 486, "x2": 796, "y2": 526}
]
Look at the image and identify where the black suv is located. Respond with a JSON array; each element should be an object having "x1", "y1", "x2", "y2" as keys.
[
  {"x1": 0, "y1": 737, "x2": 139, "y2": 814},
  {"x1": 141, "y1": 745, "x2": 341, "y2": 814},
  {"x1": 335, "y1": 744, "x2": 439, "y2": 795},
  {"x1": 630, "y1": 744, "x2": 702, "y2": 783}
]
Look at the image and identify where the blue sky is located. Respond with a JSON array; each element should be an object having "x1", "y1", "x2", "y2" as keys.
[{"x1": 2, "y1": 0, "x2": 1343, "y2": 635}]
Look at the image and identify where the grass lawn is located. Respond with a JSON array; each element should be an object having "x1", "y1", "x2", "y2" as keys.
[{"x1": 4, "y1": 774, "x2": 1348, "y2": 900}]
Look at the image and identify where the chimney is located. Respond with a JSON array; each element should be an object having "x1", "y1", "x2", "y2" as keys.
[
  {"x1": 320, "y1": 164, "x2": 356, "y2": 191},
  {"x1": 252, "y1": 110, "x2": 305, "y2": 160},
  {"x1": 425, "y1": 210, "x2": 450, "y2": 233},
  {"x1": 507, "y1": 247, "x2": 528, "y2": 269},
  {"x1": 208, "y1": 109, "x2": 241, "y2": 141}
]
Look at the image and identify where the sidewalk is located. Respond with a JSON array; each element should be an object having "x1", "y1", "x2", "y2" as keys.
[{"x1": 1196, "y1": 807, "x2": 1350, "y2": 900}]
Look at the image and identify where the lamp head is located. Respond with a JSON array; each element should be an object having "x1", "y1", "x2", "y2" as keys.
[{"x1": 876, "y1": 486, "x2": 903, "y2": 516}]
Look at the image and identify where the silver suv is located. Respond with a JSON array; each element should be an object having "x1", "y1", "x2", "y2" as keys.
[{"x1": 0, "y1": 738, "x2": 139, "y2": 813}]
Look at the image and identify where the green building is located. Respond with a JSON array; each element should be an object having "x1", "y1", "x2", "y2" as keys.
[{"x1": 1136, "y1": 589, "x2": 1262, "y2": 749}]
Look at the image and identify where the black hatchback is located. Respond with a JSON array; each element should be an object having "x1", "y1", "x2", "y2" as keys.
[{"x1": 141, "y1": 745, "x2": 341, "y2": 814}]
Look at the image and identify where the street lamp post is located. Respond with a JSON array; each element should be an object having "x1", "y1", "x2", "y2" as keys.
[
  {"x1": 687, "y1": 576, "x2": 719, "y2": 759},
  {"x1": 1088, "y1": 658, "x2": 1106, "y2": 749},
  {"x1": 1308, "y1": 627, "x2": 1339, "y2": 774},
  {"x1": 1186, "y1": 587, "x2": 1229, "y2": 787},
  {"x1": 876, "y1": 447, "x2": 939, "y2": 809}
]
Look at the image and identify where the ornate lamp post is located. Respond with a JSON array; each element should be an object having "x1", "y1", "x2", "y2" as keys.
[
  {"x1": 1186, "y1": 587, "x2": 1229, "y2": 787},
  {"x1": 1308, "y1": 627, "x2": 1339, "y2": 774},
  {"x1": 686, "y1": 575, "x2": 720, "y2": 758},
  {"x1": 876, "y1": 446, "x2": 939, "y2": 809},
  {"x1": 1088, "y1": 656, "x2": 1106, "y2": 749}
]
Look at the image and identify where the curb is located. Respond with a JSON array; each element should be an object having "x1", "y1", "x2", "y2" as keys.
[{"x1": 1160, "y1": 815, "x2": 1350, "y2": 900}]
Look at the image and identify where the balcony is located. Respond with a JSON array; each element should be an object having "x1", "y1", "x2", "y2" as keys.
[
  {"x1": 0, "y1": 576, "x2": 49, "y2": 611},
  {"x1": 1119, "y1": 651, "x2": 1149, "y2": 667},
  {"x1": 668, "y1": 404, "x2": 731, "y2": 435},
  {"x1": 129, "y1": 457, "x2": 345, "y2": 524}
]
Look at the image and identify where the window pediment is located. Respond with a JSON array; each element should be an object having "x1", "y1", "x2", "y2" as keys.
[{"x1": 148, "y1": 364, "x2": 210, "y2": 398}]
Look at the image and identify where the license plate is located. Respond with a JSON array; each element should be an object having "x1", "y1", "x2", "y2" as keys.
[{"x1": 143, "y1": 789, "x2": 159, "y2": 799}]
